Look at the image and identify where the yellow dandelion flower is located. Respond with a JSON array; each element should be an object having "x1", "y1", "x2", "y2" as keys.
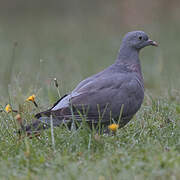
[
  {"x1": 108, "y1": 123, "x2": 119, "y2": 132},
  {"x1": 26, "y1": 94, "x2": 35, "y2": 102},
  {"x1": 5, "y1": 104, "x2": 12, "y2": 113},
  {"x1": 26, "y1": 94, "x2": 38, "y2": 108}
]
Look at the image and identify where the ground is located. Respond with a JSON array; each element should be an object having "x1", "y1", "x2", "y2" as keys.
[{"x1": 0, "y1": 95, "x2": 180, "y2": 179}]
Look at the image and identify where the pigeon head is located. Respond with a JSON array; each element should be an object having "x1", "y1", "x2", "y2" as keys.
[
  {"x1": 117, "y1": 31, "x2": 158, "y2": 62},
  {"x1": 122, "y1": 31, "x2": 158, "y2": 50}
]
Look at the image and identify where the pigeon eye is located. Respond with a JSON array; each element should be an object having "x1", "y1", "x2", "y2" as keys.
[{"x1": 138, "y1": 36, "x2": 142, "y2": 40}]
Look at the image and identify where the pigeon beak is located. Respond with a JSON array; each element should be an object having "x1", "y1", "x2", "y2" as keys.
[{"x1": 147, "y1": 39, "x2": 158, "y2": 47}]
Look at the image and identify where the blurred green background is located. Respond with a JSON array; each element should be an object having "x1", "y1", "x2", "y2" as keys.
[{"x1": 0, "y1": 0, "x2": 180, "y2": 104}]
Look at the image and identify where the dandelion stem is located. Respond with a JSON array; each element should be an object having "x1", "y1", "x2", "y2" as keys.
[
  {"x1": 33, "y1": 101, "x2": 38, "y2": 108},
  {"x1": 70, "y1": 101, "x2": 76, "y2": 131},
  {"x1": 57, "y1": 89, "x2": 61, "y2": 99},
  {"x1": 12, "y1": 110, "x2": 18, "y2": 113},
  {"x1": 88, "y1": 134, "x2": 91, "y2": 151},
  {"x1": 118, "y1": 104, "x2": 124, "y2": 125},
  {"x1": 50, "y1": 114, "x2": 56, "y2": 152}
]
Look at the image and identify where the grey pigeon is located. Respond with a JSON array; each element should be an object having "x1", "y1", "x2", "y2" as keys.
[{"x1": 22, "y1": 31, "x2": 158, "y2": 134}]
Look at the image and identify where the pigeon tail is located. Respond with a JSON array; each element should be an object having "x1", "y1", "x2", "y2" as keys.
[{"x1": 18, "y1": 116, "x2": 64, "y2": 135}]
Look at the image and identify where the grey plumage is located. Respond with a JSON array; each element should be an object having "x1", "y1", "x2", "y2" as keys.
[{"x1": 23, "y1": 31, "x2": 158, "y2": 134}]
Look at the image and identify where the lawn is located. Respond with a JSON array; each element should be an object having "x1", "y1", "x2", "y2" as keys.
[{"x1": 0, "y1": 93, "x2": 180, "y2": 179}]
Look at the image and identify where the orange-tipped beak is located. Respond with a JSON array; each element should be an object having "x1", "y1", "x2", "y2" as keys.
[{"x1": 148, "y1": 39, "x2": 158, "y2": 47}]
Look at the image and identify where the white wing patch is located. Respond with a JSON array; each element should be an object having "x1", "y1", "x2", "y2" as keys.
[{"x1": 52, "y1": 92, "x2": 81, "y2": 111}]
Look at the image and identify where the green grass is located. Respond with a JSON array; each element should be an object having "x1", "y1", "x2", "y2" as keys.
[
  {"x1": 0, "y1": 94, "x2": 180, "y2": 180},
  {"x1": 0, "y1": 5, "x2": 180, "y2": 179}
]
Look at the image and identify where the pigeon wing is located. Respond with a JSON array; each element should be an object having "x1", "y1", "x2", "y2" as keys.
[{"x1": 45, "y1": 73, "x2": 144, "y2": 125}]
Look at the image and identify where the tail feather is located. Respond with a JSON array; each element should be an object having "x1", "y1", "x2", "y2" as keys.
[
  {"x1": 18, "y1": 113, "x2": 69, "y2": 135},
  {"x1": 26, "y1": 120, "x2": 49, "y2": 132}
]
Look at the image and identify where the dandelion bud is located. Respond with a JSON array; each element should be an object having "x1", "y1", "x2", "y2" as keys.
[
  {"x1": 5, "y1": 104, "x2": 12, "y2": 113},
  {"x1": 54, "y1": 78, "x2": 59, "y2": 88}
]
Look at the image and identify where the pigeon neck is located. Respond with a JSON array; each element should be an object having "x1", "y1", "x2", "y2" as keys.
[
  {"x1": 115, "y1": 45, "x2": 143, "y2": 78},
  {"x1": 116, "y1": 45, "x2": 140, "y2": 65}
]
